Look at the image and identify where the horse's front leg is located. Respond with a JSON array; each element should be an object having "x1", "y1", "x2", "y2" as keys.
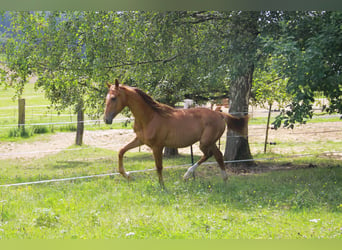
[
  {"x1": 152, "y1": 146, "x2": 165, "y2": 188},
  {"x1": 118, "y1": 137, "x2": 143, "y2": 180}
]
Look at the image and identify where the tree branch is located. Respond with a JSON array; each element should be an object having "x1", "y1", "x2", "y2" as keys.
[
  {"x1": 181, "y1": 11, "x2": 230, "y2": 25},
  {"x1": 105, "y1": 54, "x2": 178, "y2": 69},
  {"x1": 267, "y1": 77, "x2": 282, "y2": 84},
  {"x1": 184, "y1": 92, "x2": 229, "y2": 102}
]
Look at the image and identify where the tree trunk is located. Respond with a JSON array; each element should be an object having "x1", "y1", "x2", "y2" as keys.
[
  {"x1": 163, "y1": 101, "x2": 179, "y2": 157},
  {"x1": 75, "y1": 102, "x2": 84, "y2": 146},
  {"x1": 224, "y1": 67, "x2": 255, "y2": 168},
  {"x1": 163, "y1": 147, "x2": 179, "y2": 157},
  {"x1": 223, "y1": 11, "x2": 259, "y2": 168}
]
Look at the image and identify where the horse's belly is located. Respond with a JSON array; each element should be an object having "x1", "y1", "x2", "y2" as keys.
[{"x1": 164, "y1": 129, "x2": 201, "y2": 148}]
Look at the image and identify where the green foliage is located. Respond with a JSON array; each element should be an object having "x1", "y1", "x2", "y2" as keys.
[
  {"x1": 2, "y1": 11, "x2": 231, "y2": 113},
  {"x1": 252, "y1": 57, "x2": 291, "y2": 109},
  {"x1": 265, "y1": 11, "x2": 342, "y2": 128},
  {"x1": 2, "y1": 11, "x2": 341, "y2": 129}
]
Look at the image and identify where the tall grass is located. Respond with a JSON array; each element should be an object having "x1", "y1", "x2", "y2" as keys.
[{"x1": 6, "y1": 125, "x2": 52, "y2": 138}]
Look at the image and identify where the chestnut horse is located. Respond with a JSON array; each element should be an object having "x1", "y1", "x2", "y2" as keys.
[{"x1": 104, "y1": 79, "x2": 248, "y2": 187}]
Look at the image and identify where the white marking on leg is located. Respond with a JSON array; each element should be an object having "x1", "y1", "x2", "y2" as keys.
[{"x1": 183, "y1": 163, "x2": 199, "y2": 180}]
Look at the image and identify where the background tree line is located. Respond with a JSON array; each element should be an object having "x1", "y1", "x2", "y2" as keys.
[{"x1": 0, "y1": 11, "x2": 341, "y2": 164}]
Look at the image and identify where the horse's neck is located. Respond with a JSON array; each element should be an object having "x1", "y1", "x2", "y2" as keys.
[{"x1": 126, "y1": 89, "x2": 155, "y2": 125}]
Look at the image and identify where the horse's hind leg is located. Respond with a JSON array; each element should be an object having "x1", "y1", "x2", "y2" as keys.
[
  {"x1": 118, "y1": 137, "x2": 143, "y2": 180},
  {"x1": 183, "y1": 144, "x2": 213, "y2": 180},
  {"x1": 211, "y1": 145, "x2": 228, "y2": 182}
]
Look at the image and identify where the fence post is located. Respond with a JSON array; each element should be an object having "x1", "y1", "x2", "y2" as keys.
[
  {"x1": 75, "y1": 109, "x2": 84, "y2": 146},
  {"x1": 18, "y1": 98, "x2": 25, "y2": 130},
  {"x1": 264, "y1": 103, "x2": 272, "y2": 153}
]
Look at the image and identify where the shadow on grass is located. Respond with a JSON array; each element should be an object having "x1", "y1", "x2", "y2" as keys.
[
  {"x1": 140, "y1": 164, "x2": 342, "y2": 212},
  {"x1": 123, "y1": 152, "x2": 200, "y2": 165}
]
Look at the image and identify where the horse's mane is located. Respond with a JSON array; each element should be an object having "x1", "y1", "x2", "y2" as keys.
[{"x1": 133, "y1": 88, "x2": 175, "y2": 117}]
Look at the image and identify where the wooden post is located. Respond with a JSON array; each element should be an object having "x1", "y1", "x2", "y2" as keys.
[
  {"x1": 75, "y1": 108, "x2": 84, "y2": 146},
  {"x1": 264, "y1": 103, "x2": 272, "y2": 153},
  {"x1": 18, "y1": 98, "x2": 25, "y2": 130}
]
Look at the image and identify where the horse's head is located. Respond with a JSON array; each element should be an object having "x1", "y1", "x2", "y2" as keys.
[{"x1": 104, "y1": 79, "x2": 127, "y2": 124}]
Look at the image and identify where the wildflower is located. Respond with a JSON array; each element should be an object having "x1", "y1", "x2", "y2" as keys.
[
  {"x1": 309, "y1": 219, "x2": 320, "y2": 223},
  {"x1": 126, "y1": 232, "x2": 135, "y2": 237}
]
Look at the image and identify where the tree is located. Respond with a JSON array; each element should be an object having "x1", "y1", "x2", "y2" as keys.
[
  {"x1": 138, "y1": 11, "x2": 260, "y2": 163},
  {"x1": 251, "y1": 56, "x2": 291, "y2": 152},
  {"x1": 189, "y1": 11, "x2": 261, "y2": 166},
  {"x1": 267, "y1": 11, "x2": 342, "y2": 128},
  {"x1": 2, "y1": 11, "x2": 128, "y2": 145},
  {"x1": 2, "y1": 11, "x2": 230, "y2": 148}
]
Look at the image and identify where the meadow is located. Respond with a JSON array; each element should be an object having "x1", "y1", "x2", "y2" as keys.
[
  {"x1": 0, "y1": 83, "x2": 342, "y2": 239},
  {"x1": 0, "y1": 146, "x2": 342, "y2": 239}
]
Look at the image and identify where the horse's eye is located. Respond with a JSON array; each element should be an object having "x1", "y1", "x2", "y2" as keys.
[{"x1": 111, "y1": 97, "x2": 116, "y2": 102}]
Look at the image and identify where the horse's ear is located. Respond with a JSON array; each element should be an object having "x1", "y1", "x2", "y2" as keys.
[
  {"x1": 106, "y1": 82, "x2": 111, "y2": 89},
  {"x1": 115, "y1": 79, "x2": 120, "y2": 89}
]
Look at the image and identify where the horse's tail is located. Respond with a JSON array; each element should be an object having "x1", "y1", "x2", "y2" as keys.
[{"x1": 221, "y1": 112, "x2": 249, "y2": 136}]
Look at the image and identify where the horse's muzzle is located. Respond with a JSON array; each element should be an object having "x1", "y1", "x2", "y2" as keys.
[
  {"x1": 104, "y1": 118, "x2": 113, "y2": 125},
  {"x1": 104, "y1": 112, "x2": 116, "y2": 124}
]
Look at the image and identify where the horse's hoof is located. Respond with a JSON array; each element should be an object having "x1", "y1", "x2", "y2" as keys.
[
  {"x1": 183, "y1": 173, "x2": 190, "y2": 181},
  {"x1": 183, "y1": 170, "x2": 195, "y2": 181}
]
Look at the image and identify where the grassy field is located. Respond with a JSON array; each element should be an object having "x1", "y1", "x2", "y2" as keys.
[{"x1": 0, "y1": 146, "x2": 342, "y2": 239}]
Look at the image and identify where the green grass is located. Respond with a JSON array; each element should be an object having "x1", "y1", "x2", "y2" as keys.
[
  {"x1": 0, "y1": 147, "x2": 341, "y2": 239},
  {"x1": 1, "y1": 81, "x2": 341, "y2": 238}
]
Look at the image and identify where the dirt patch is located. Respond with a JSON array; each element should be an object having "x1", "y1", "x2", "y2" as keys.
[
  {"x1": 0, "y1": 132, "x2": 75, "y2": 160},
  {"x1": 0, "y1": 121, "x2": 341, "y2": 160}
]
